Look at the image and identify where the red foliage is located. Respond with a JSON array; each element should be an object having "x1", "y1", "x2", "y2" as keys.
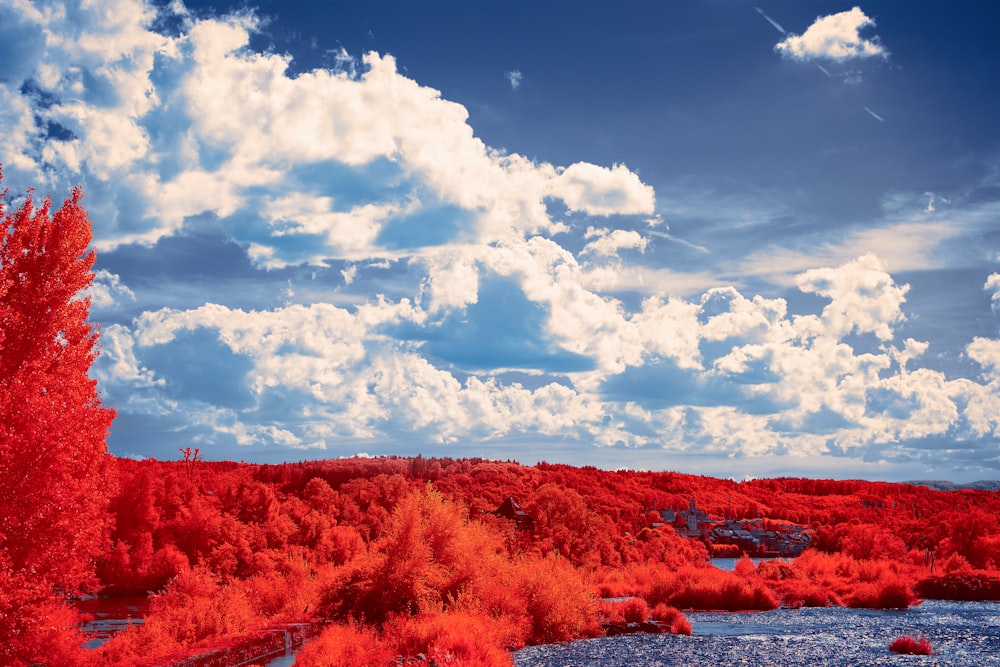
[
  {"x1": 72, "y1": 455, "x2": 1000, "y2": 664},
  {"x1": 889, "y1": 634, "x2": 932, "y2": 655},
  {"x1": 0, "y1": 174, "x2": 116, "y2": 665},
  {"x1": 845, "y1": 579, "x2": 918, "y2": 609},
  {"x1": 598, "y1": 597, "x2": 649, "y2": 625},
  {"x1": 916, "y1": 570, "x2": 1000, "y2": 601},
  {"x1": 650, "y1": 604, "x2": 692, "y2": 635},
  {"x1": 389, "y1": 611, "x2": 513, "y2": 667},
  {"x1": 290, "y1": 622, "x2": 394, "y2": 667},
  {"x1": 641, "y1": 565, "x2": 781, "y2": 612}
]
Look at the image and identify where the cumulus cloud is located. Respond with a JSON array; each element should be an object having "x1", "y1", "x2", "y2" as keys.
[
  {"x1": 13, "y1": 1, "x2": 1000, "y2": 476},
  {"x1": 795, "y1": 253, "x2": 908, "y2": 341},
  {"x1": 548, "y1": 162, "x2": 656, "y2": 216},
  {"x1": 102, "y1": 298, "x2": 607, "y2": 446},
  {"x1": 776, "y1": 7, "x2": 888, "y2": 62},
  {"x1": 986, "y1": 272, "x2": 1000, "y2": 317},
  {"x1": 90, "y1": 242, "x2": 1000, "y2": 470},
  {"x1": 1, "y1": 0, "x2": 653, "y2": 265},
  {"x1": 581, "y1": 227, "x2": 649, "y2": 257},
  {"x1": 968, "y1": 337, "x2": 1000, "y2": 384},
  {"x1": 85, "y1": 270, "x2": 136, "y2": 309}
]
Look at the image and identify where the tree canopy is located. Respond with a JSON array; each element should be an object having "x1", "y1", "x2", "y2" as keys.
[{"x1": 0, "y1": 171, "x2": 116, "y2": 665}]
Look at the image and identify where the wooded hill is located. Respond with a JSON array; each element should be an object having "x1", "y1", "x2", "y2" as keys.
[{"x1": 75, "y1": 454, "x2": 1000, "y2": 667}]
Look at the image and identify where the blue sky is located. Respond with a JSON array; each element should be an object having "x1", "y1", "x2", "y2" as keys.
[{"x1": 3, "y1": 0, "x2": 999, "y2": 482}]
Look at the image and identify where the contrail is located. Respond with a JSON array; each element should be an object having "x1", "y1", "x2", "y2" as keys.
[
  {"x1": 646, "y1": 230, "x2": 710, "y2": 253},
  {"x1": 754, "y1": 6, "x2": 787, "y2": 35},
  {"x1": 863, "y1": 106, "x2": 885, "y2": 122},
  {"x1": 758, "y1": 7, "x2": 885, "y2": 123}
]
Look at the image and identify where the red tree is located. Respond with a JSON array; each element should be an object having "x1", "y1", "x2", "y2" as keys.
[{"x1": 0, "y1": 172, "x2": 117, "y2": 665}]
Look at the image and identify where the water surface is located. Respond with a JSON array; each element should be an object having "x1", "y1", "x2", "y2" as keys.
[{"x1": 514, "y1": 600, "x2": 1000, "y2": 666}]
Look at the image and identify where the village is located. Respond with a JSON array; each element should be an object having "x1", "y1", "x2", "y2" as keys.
[
  {"x1": 493, "y1": 496, "x2": 813, "y2": 558},
  {"x1": 649, "y1": 499, "x2": 813, "y2": 558}
]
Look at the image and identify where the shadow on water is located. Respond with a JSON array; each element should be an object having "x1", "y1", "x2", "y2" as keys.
[{"x1": 76, "y1": 596, "x2": 150, "y2": 649}]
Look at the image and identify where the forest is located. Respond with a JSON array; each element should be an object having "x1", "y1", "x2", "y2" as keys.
[
  {"x1": 3, "y1": 176, "x2": 1000, "y2": 667},
  {"x1": 15, "y1": 454, "x2": 1000, "y2": 666}
]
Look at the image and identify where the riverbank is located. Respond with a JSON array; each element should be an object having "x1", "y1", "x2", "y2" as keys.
[{"x1": 162, "y1": 623, "x2": 315, "y2": 667}]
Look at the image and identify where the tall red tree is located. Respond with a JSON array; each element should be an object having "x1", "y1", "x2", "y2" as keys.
[{"x1": 0, "y1": 171, "x2": 117, "y2": 665}]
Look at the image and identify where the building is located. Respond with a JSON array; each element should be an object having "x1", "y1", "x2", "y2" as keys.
[
  {"x1": 494, "y1": 496, "x2": 534, "y2": 530},
  {"x1": 646, "y1": 499, "x2": 812, "y2": 557}
]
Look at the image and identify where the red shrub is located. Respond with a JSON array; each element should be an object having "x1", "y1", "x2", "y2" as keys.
[
  {"x1": 295, "y1": 622, "x2": 395, "y2": 667},
  {"x1": 619, "y1": 597, "x2": 649, "y2": 624},
  {"x1": 647, "y1": 566, "x2": 780, "y2": 611},
  {"x1": 889, "y1": 634, "x2": 932, "y2": 655},
  {"x1": 916, "y1": 571, "x2": 1000, "y2": 601},
  {"x1": 650, "y1": 604, "x2": 692, "y2": 635},
  {"x1": 597, "y1": 597, "x2": 649, "y2": 625},
  {"x1": 846, "y1": 578, "x2": 918, "y2": 609},
  {"x1": 389, "y1": 611, "x2": 513, "y2": 667},
  {"x1": 510, "y1": 555, "x2": 601, "y2": 645},
  {"x1": 774, "y1": 579, "x2": 841, "y2": 608},
  {"x1": 733, "y1": 555, "x2": 758, "y2": 578}
]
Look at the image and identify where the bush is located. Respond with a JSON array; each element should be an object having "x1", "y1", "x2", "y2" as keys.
[
  {"x1": 650, "y1": 604, "x2": 692, "y2": 635},
  {"x1": 646, "y1": 566, "x2": 780, "y2": 612},
  {"x1": 846, "y1": 578, "x2": 918, "y2": 609},
  {"x1": 295, "y1": 622, "x2": 394, "y2": 667},
  {"x1": 619, "y1": 597, "x2": 649, "y2": 624},
  {"x1": 889, "y1": 634, "x2": 932, "y2": 655},
  {"x1": 389, "y1": 611, "x2": 513, "y2": 667},
  {"x1": 511, "y1": 555, "x2": 601, "y2": 645},
  {"x1": 916, "y1": 571, "x2": 1000, "y2": 602},
  {"x1": 773, "y1": 579, "x2": 840, "y2": 608},
  {"x1": 597, "y1": 597, "x2": 648, "y2": 626}
]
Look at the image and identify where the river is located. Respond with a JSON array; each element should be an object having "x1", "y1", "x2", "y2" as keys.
[
  {"x1": 79, "y1": 592, "x2": 1000, "y2": 665},
  {"x1": 513, "y1": 599, "x2": 1000, "y2": 666},
  {"x1": 77, "y1": 596, "x2": 149, "y2": 650}
]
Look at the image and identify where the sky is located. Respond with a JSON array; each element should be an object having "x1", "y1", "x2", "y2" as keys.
[{"x1": 2, "y1": 0, "x2": 999, "y2": 482}]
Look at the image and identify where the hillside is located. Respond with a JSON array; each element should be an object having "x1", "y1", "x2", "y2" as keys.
[{"x1": 84, "y1": 455, "x2": 1000, "y2": 666}]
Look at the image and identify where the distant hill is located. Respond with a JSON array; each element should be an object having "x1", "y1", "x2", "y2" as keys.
[{"x1": 904, "y1": 480, "x2": 1000, "y2": 491}]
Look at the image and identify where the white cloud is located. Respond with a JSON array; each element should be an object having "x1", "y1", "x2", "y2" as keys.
[
  {"x1": 580, "y1": 264, "x2": 722, "y2": 299},
  {"x1": 483, "y1": 237, "x2": 644, "y2": 375},
  {"x1": 2, "y1": 1, "x2": 654, "y2": 267},
  {"x1": 94, "y1": 324, "x2": 161, "y2": 388},
  {"x1": 193, "y1": 408, "x2": 304, "y2": 448},
  {"x1": 262, "y1": 194, "x2": 395, "y2": 264},
  {"x1": 733, "y1": 194, "x2": 1000, "y2": 289},
  {"x1": 967, "y1": 337, "x2": 1000, "y2": 383},
  {"x1": 14, "y1": 1, "x2": 1000, "y2": 477},
  {"x1": 91, "y1": 242, "x2": 1000, "y2": 470},
  {"x1": 548, "y1": 162, "x2": 656, "y2": 216},
  {"x1": 505, "y1": 69, "x2": 522, "y2": 90},
  {"x1": 796, "y1": 253, "x2": 908, "y2": 341},
  {"x1": 581, "y1": 227, "x2": 649, "y2": 257},
  {"x1": 421, "y1": 251, "x2": 482, "y2": 312},
  {"x1": 106, "y1": 295, "x2": 606, "y2": 446},
  {"x1": 0, "y1": 85, "x2": 41, "y2": 177},
  {"x1": 986, "y1": 272, "x2": 1000, "y2": 316},
  {"x1": 85, "y1": 270, "x2": 135, "y2": 309},
  {"x1": 776, "y1": 7, "x2": 887, "y2": 62},
  {"x1": 632, "y1": 295, "x2": 702, "y2": 369},
  {"x1": 698, "y1": 287, "x2": 787, "y2": 343}
]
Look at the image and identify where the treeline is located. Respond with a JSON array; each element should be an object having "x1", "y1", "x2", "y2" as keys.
[{"x1": 63, "y1": 455, "x2": 1000, "y2": 666}]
